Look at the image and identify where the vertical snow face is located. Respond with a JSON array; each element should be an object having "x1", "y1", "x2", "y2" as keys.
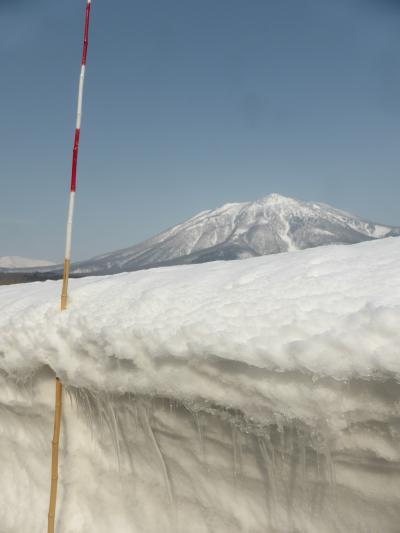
[{"x1": 1, "y1": 370, "x2": 400, "y2": 533}]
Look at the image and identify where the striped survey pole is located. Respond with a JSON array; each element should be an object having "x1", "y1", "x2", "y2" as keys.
[
  {"x1": 61, "y1": 0, "x2": 91, "y2": 311},
  {"x1": 48, "y1": 2, "x2": 92, "y2": 533}
]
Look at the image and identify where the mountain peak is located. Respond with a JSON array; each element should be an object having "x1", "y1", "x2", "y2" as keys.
[
  {"x1": 258, "y1": 193, "x2": 297, "y2": 206},
  {"x1": 264, "y1": 192, "x2": 289, "y2": 201}
]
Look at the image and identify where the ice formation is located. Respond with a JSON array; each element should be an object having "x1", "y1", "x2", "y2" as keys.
[{"x1": 1, "y1": 238, "x2": 400, "y2": 532}]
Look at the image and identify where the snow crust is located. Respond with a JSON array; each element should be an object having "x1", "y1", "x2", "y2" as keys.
[{"x1": 1, "y1": 238, "x2": 400, "y2": 532}]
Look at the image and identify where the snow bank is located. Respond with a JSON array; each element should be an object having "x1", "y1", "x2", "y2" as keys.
[{"x1": 1, "y1": 238, "x2": 400, "y2": 532}]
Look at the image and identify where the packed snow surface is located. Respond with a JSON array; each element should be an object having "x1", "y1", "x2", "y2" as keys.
[
  {"x1": 1, "y1": 238, "x2": 400, "y2": 532},
  {"x1": 2, "y1": 237, "x2": 399, "y2": 385}
]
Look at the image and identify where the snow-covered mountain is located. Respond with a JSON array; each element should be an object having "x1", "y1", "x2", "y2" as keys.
[
  {"x1": 0, "y1": 256, "x2": 54, "y2": 269},
  {"x1": 71, "y1": 193, "x2": 400, "y2": 275},
  {"x1": 2, "y1": 193, "x2": 398, "y2": 280}
]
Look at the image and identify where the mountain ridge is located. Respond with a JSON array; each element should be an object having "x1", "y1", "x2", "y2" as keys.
[
  {"x1": 2, "y1": 193, "x2": 399, "y2": 279},
  {"x1": 70, "y1": 193, "x2": 400, "y2": 275}
]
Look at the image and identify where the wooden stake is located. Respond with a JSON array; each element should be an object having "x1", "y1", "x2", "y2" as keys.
[
  {"x1": 60, "y1": 259, "x2": 70, "y2": 311},
  {"x1": 48, "y1": 378, "x2": 62, "y2": 533}
]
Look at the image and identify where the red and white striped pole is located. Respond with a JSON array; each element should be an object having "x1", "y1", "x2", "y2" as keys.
[
  {"x1": 48, "y1": 2, "x2": 92, "y2": 533},
  {"x1": 61, "y1": 0, "x2": 92, "y2": 310}
]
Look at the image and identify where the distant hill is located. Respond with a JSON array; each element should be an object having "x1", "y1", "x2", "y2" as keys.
[{"x1": 0, "y1": 256, "x2": 55, "y2": 269}]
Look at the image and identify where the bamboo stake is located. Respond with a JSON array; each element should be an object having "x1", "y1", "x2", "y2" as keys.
[
  {"x1": 60, "y1": 259, "x2": 71, "y2": 311},
  {"x1": 47, "y1": 2, "x2": 92, "y2": 532},
  {"x1": 48, "y1": 379, "x2": 62, "y2": 533}
]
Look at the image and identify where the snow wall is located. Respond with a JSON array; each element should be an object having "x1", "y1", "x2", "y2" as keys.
[{"x1": 1, "y1": 238, "x2": 400, "y2": 532}]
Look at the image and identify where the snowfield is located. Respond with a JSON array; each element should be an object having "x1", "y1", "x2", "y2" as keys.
[{"x1": 1, "y1": 238, "x2": 400, "y2": 532}]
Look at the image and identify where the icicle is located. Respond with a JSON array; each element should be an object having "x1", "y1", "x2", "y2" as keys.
[
  {"x1": 139, "y1": 403, "x2": 174, "y2": 506},
  {"x1": 194, "y1": 412, "x2": 206, "y2": 462},
  {"x1": 231, "y1": 423, "x2": 241, "y2": 481}
]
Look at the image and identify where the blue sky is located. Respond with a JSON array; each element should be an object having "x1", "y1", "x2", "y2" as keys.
[{"x1": 1, "y1": 0, "x2": 400, "y2": 261}]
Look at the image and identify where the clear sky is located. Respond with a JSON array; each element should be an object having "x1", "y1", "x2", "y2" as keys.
[{"x1": 1, "y1": 0, "x2": 400, "y2": 262}]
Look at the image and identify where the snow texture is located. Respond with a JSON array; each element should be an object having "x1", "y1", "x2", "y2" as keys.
[{"x1": 1, "y1": 238, "x2": 400, "y2": 532}]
